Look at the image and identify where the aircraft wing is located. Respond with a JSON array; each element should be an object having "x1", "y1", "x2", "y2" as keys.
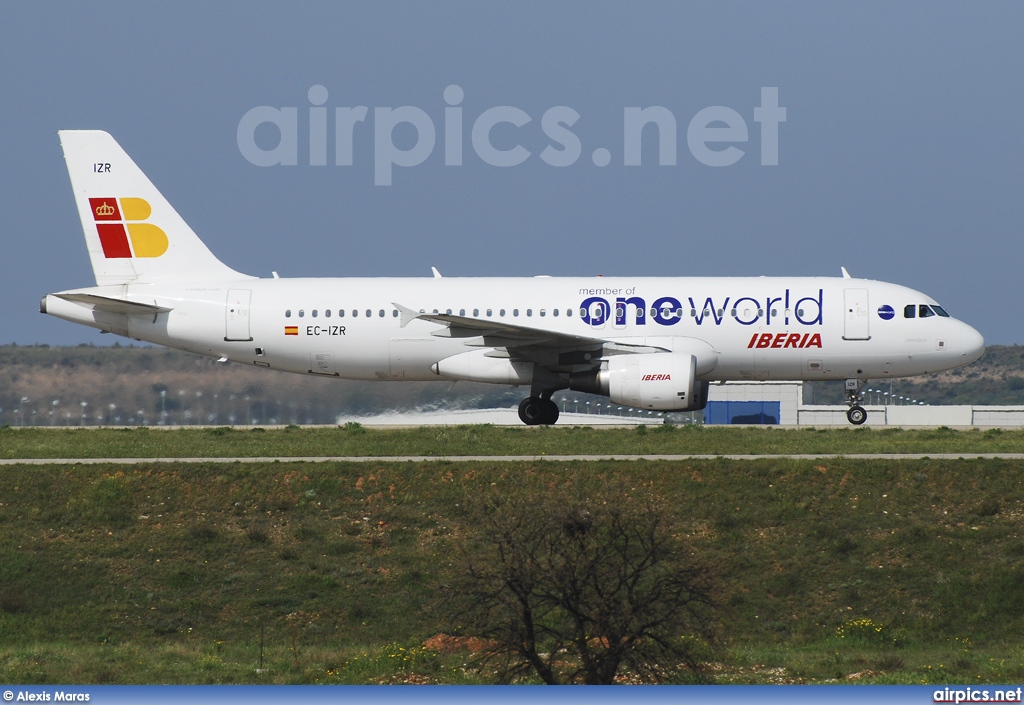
[
  {"x1": 393, "y1": 302, "x2": 609, "y2": 349},
  {"x1": 390, "y1": 301, "x2": 684, "y2": 367}
]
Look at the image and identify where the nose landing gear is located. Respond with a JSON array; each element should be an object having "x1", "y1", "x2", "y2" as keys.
[
  {"x1": 845, "y1": 378, "x2": 867, "y2": 425},
  {"x1": 518, "y1": 396, "x2": 560, "y2": 425}
]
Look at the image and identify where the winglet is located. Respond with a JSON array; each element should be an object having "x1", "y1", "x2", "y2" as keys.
[
  {"x1": 841, "y1": 266, "x2": 852, "y2": 279},
  {"x1": 431, "y1": 267, "x2": 442, "y2": 278},
  {"x1": 392, "y1": 302, "x2": 422, "y2": 328}
]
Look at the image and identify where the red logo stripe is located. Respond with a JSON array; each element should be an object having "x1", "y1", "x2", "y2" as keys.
[{"x1": 96, "y1": 224, "x2": 132, "y2": 258}]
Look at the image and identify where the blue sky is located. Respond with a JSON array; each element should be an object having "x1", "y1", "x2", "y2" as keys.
[{"x1": 3, "y1": 1, "x2": 1022, "y2": 345}]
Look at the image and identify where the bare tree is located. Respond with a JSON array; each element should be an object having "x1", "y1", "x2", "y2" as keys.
[{"x1": 446, "y1": 479, "x2": 717, "y2": 684}]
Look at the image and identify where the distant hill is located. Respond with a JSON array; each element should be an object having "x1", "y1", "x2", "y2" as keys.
[
  {"x1": 0, "y1": 344, "x2": 522, "y2": 427},
  {"x1": 0, "y1": 344, "x2": 1018, "y2": 426}
]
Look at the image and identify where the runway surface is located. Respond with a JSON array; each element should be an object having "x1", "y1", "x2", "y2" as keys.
[{"x1": 3, "y1": 453, "x2": 1024, "y2": 464}]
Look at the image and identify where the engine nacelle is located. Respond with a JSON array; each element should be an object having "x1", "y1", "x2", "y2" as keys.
[{"x1": 604, "y1": 352, "x2": 708, "y2": 411}]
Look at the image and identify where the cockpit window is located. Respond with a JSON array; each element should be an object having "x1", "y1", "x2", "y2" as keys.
[{"x1": 906, "y1": 303, "x2": 949, "y2": 319}]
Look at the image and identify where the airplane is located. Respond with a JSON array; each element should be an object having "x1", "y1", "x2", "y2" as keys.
[{"x1": 42, "y1": 130, "x2": 985, "y2": 426}]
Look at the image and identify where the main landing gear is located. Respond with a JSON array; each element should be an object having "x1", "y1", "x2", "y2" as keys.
[
  {"x1": 518, "y1": 396, "x2": 560, "y2": 426},
  {"x1": 844, "y1": 378, "x2": 867, "y2": 425}
]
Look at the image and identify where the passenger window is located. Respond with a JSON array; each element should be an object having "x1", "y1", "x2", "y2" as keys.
[
  {"x1": 298, "y1": 310, "x2": 305, "y2": 318},
  {"x1": 379, "y1": 309, "x2": 385, "y2": 317},
  {"x1": 527, "y1": 309, "x2": 533, "y2": 316},
  {"x1": 459, "y1": 309, "x2": 465, "y2": 316},
  {"x1": 392, "y1": 309, "x2": 399, "y2": 318},
  {"x1": 473, "y1": 309, "x2": 479, "y2": 316},
  {"x1": 486, "y1": 309, "x2": 493, "y2": 317},
  {"x1": 339, "y1": 310, "x2": 345, "y2": 318},
  {"x1": 446, "y1": 309, "x2": 452, "y2": 315},
  {"x1": 553, "y1": 309, "x2": 559, "y2": 317},
  {"x1": 540, "y1": 309, "x2": 546, "y2": 317},
  {"x1": 312, "y1": 310, "x2": 318, "y2": 318},
  {"x1": 919, "y1": 305, "x2": 935, "y2": 318},
  {"x1": 904, "y1": 305, "x2": 915, "y2": 318},
  {"x1": 513, "y1": 309, "x2": 519, "y2": 316},
  {"x1": 566, "y1": 309, "x2": 572, "y2": 317},
  {"x1": 325, "y1": 310, "x2": 331, "y2": 318},
  {"x1": 500, "y1": 309, "x2": 505, "y2": 316},
  {"x1": 285, "y1": 310, "x2": 291, "y2": 318}
]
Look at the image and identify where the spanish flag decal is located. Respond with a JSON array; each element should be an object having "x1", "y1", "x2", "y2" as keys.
[{"x1": 285, "y1": 326, "x2": 299, "y2": 336}]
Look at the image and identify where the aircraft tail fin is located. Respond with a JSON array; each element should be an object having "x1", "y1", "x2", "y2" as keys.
[{"x1": 58, "y1": 130, "x2": 249, "y2": 286}]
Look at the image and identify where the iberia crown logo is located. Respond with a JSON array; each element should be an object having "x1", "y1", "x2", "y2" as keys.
[{"x1": 88, "y1": 197, "x2": 168, "y2": 258}]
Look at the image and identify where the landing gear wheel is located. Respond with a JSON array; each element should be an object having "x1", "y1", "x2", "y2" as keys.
[
  {"x1": 518, "y1": 397, "x2": 545, "y2": 426},
  {"x1": 541, "y1": 399, "x2": 559, "y2": 425},
  {"x1": 518, "y1": 397, "x2": 560, "y2": 425},
  {"x1": 847, "y1": 405, "x2": 867, "y2": 425}
]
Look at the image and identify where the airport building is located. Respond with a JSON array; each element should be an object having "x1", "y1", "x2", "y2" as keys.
[{"x1": 705, "y1": 381, "x2": 1024, "y2": 427}]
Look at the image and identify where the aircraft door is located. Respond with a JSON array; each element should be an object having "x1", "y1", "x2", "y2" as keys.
[
  {"x1": 843, "y1": 288, "x2": 870, "y2": 341},
  {"x1": 225, "y1": 289, "x2": 253, "y2": 341}
]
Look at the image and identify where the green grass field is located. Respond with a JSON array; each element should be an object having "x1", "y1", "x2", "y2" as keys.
[
  {"x1": 2, "y1": 423, "x2": 1024, "y2": 459},
  {"x1": 0, "y1": 454, "x2": 1022, "y2": 684}
]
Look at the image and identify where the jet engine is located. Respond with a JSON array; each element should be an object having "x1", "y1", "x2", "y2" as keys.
[{"x1": 603, "y1": 352, "x2": 708, "y2": 411}]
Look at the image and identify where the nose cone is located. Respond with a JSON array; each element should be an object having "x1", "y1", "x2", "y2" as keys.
[{"x1": 958, "y1": 322, "x2": 985, "y2": 365}]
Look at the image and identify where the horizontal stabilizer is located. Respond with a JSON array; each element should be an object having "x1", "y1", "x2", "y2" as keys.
[{"x1": 54, "y1": 292, "x2": 172, "y2": 315}]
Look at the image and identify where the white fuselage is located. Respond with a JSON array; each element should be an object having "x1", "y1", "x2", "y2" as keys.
[{"x1": 44, "y1": 274, "x2": 985, "y2": 385}]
